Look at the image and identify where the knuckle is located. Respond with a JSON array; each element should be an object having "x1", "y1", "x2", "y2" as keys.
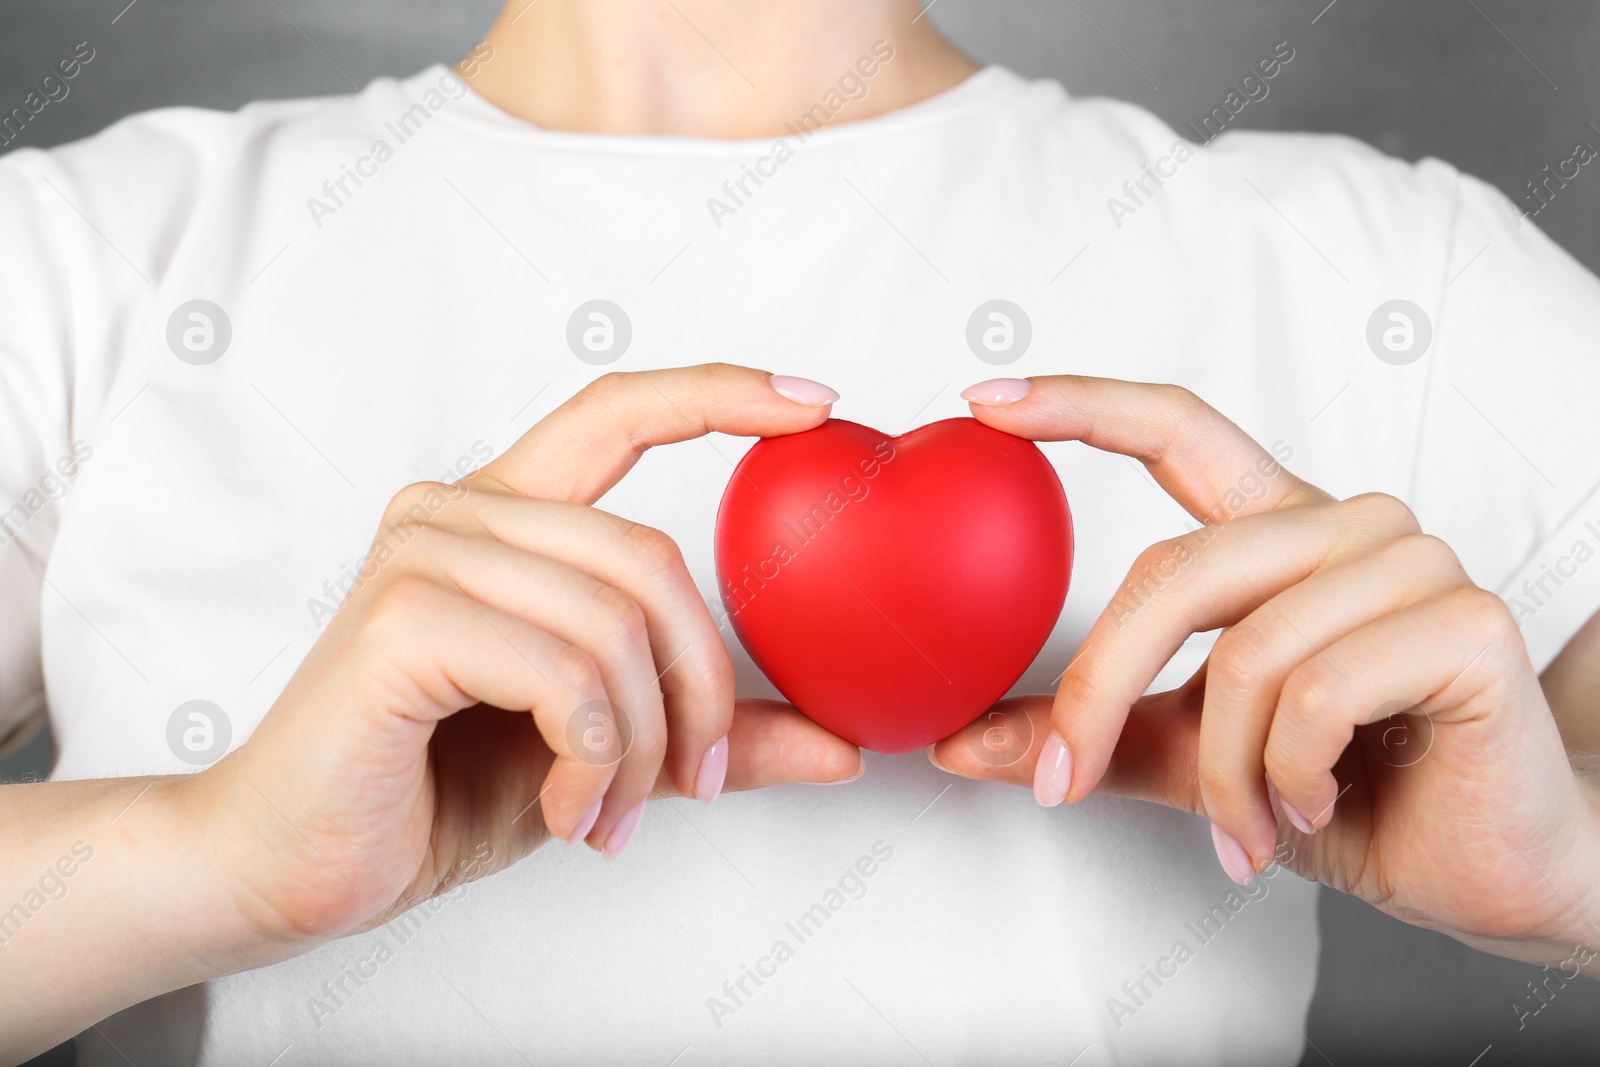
[
  {"x1": 549, "y1": 643, "x2": 602, "y2": 697},
  {"x1": 623, "y1": 522, "x2": 686, "y2": 579},
  {"x1": 363, "y1": 573, "x2": 440, "y2": 639},
  {"x1": 1347, "y1": 492, "x2": 1421, "y2": 535},
  {"x1": 1447, "y1": 584, "x2": 1515, "y2": 639},
  {"x1": 676, "y1": 649, "x2": 735, "y2": 710},
  {"x1": 381, "y1": 480, "x2": 454, "y2": 529},
  {"x1": 590, "y1": 584, "x2": 648, "y2": 644},
  {"x1": 587, "y1": 370, "x2": 632, "y2": 398},
  {"x1": 1210, "y1": 622, "x2": 1278, "y2": 693},
  {"x1": 1280, "y1": 658, "x2": 1342, "y2": 727},
  {"x1": 1159, "y1": 383, "x2": 1208, "y2": 419}
]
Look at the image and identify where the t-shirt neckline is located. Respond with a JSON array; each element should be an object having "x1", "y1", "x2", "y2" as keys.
[{"x1": 415, "y1": 62, "x2": 1029, "y2": 155}]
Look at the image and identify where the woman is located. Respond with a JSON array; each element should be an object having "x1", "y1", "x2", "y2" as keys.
[{"x1": 2, "y1": 1, "x2": 1598, "y2": 1063}]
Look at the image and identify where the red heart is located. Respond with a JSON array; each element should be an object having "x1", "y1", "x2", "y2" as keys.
[{"x1": 714, "y1": 417, "x2": 1073, "y2": 754}]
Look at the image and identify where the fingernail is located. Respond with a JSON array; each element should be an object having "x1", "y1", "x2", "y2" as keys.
[
  {"x1": 564, "y1": 799, "x2": 602, "y2": 846},
  {"x1": 812, "y1": 752, "x2": 865, "y2": 785},
  {"x1": 1032, "y1": 731, "x2": 1073, "y2": 807},
  {"x1": 603, "y1": 800, "x2": 646, "y2": 860},
  {"x1": 1210, "y1": 822, "x2": 1255, "y2": 886},
  {"x1": 1280, "y1": 799, "x2": 1316, "y2": 835},
  {"x1": 769, "y1": 374, "x2": 839, "y2": 407},
  {"x1": 695, "y1": 735, "x2": 729, "y2": 806},
  {"x1": 961, "y1": 378, "x2": 1032, "y2": 405},
  {"x1": 926, "y1": 746, "x2": 954, "y2": 775}
]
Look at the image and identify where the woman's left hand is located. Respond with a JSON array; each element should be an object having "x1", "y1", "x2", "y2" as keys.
[{"x1": 932, "y1": 375, "x2": 1600, "y2": 967}]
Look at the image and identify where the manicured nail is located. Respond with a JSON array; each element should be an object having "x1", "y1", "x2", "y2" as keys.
[
  {"x1": 1032, "y1": 731, "x2": 1073, "y2": 807},
  {"x1": 564, "y1": 799, "x2": 602, "y2": 846},
  {"x1": 1280, "y1": 799, "x2": 1316, "y2": 835},
  {"x1": 603, "y1": 800, "x2": 646, "y2": 860},
  {"x1": 695, "y1": 735, "x2": 729, "y2": 806},
  {"x1": 769, "y1": 375, "x2": 839, "y2": 406},
  {"x1": 961, "y1": 378, "x2": 1032, "y2": 405},
  {"x1": 1210, "y1": 822, "x2": 1255, "y2": 886}
]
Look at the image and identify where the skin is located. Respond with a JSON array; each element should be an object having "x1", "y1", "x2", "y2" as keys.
[
  {"x1": 934, "y1": 377, "x2": 1600, "y2": 968},
  {"x1": 4, "y1": 0, "x2": 1599, "y2": 1058}
]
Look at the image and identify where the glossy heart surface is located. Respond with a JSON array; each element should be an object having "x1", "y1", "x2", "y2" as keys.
[{"x1": 714, "y1": 418, "x2": 1073, "y2": 753}]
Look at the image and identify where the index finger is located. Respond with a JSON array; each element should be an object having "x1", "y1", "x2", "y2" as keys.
[
  {"x1": 961, "y1": 375, "x2": 1333, "y2": 521},
  {"x1": 473, "y1": 364, "x2": 838, "y2": 504}
]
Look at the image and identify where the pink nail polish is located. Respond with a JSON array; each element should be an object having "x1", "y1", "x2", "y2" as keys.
[
  {"x1": 1032, "y1": 731, "x2": 1073, "y2": 807},
  {"x1": 1210, "y1": 822, "x2": 1255, "y2": 886},
  {"x1": 565, "y1": 799, "x2": 602, "y2": 846},
  {"x1": 961, "y1": 378, "x2": 1032, "y2": 405},
  {"x1": 695, "y1": 736, "x2": 729, "y2": 806},
  {"x1": 603, "y1": 800, "x2": 646, "y2": 860},
  {"x1": 1280, "y1": 799, "x2": 1316, "y2": 835},
  {"x1": 769, "y1": 375, "x2": 839, "y2": 406}
]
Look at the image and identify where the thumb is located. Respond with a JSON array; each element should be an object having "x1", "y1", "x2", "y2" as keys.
[
  {"x1": 652, "y1": 699, "x2": 864, "y2": 796},
  {"x1": 929, "y1": 689, "x2": 1204, "y2": 814},
  {"x1": 472, "y1": 364, "x2": 838, "y2": 504}
]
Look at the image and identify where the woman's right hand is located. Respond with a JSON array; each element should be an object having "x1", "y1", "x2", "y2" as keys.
[{"x1": 188, "y1": 364, "x2": 862, "y2": 952}]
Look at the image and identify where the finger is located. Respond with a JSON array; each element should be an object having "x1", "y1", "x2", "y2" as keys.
[
  {"x1": 1042, "y1": 493, "x2": 1420, "y2": 807},
  {"x1": 652, "y1": 700, "x2": 864, "y2": 795},
  {"x1": 1200, "y1": 533, "x2": 1467, "y2": 865},
  {"x1": 436, "y1": 494, "x2": 734, "y2": 802},
  {"x1": 930, "y1": 687, "x2": 1205, "y2": 809},
  {"x1": 335, "y1": 574, "x2": 620, "y2": 842},
  {"x1": 961, "y1": 376, "x2": 1331, "y2": 522},
  {"x1": 395, "y1": 526, "x2": 673, "y2": 837},
  {"x1": 470, "y1": 364, "x2": 836, "y2": 504},
  {"x1": 1266, "y1": 585, "x2": 1536, "y2": 830}
]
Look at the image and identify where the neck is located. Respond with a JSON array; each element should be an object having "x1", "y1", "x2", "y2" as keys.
[{"x1": 459, "y1": 0, "x2": 979, "y2": 138}]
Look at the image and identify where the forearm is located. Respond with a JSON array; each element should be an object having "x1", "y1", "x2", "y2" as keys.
[{"x1": 0, "y1": 774, "x2": 275, "y2": 1062}]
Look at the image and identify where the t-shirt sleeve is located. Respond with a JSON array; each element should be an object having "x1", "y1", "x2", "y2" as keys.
[
  {"x1": 1409, "y1": 163, "x2": 1600, "y2": 672},
  {"x1": 0, "y1": 158, "x2": 76, "y2": 754}
]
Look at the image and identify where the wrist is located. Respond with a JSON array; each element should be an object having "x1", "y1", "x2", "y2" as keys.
[{"x1": 153, "y1": 764, "x2": 318, "y2": 980}]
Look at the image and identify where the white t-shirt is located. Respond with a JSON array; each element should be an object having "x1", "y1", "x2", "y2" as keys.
[{"x1": 4, "y1": 61, "x2": 1600, "y2": 1067}]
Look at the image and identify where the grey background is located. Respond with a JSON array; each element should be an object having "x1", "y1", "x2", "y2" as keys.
[{"x1": 3, "y1": 1, "x2": 1598, "y2": 1064}]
